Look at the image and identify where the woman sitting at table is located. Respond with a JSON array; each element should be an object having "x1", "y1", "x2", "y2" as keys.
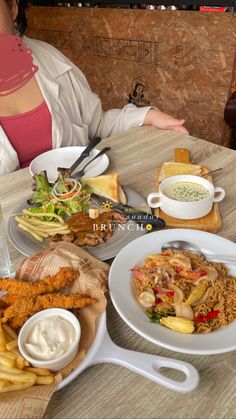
[{"x1": 0, "y1": 0, "x2": 188, "y2": 175}]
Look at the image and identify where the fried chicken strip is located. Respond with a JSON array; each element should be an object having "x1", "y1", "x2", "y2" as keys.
[
  {"x1": 0, "y1": 294, "x2": 20, "y2": 306},
  {"x1": 3, "y1": 293, "x2": 97, "y2": 328},
  {"x1": 10, "y1": 316, "x2": 28, "y2": 329},
  {"x1": 0, "y1": 267, "x2": 78, "y2": 296}
]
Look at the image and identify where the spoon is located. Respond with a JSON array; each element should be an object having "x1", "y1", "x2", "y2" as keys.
[
  {"x1": 201, "y1": 168, "x2": 223, "y2": 177},
  {"x1": 161, "y1": 240, "x2": 236, "y2": 264}
]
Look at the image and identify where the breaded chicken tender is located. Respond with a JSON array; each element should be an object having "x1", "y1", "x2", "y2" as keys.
[
  {"x1": 0, "y1": 294, "x2": 20, "y2": 306},
  {"x1": 3, "y1": 293, "x2": 97, "y2": 328},
  {"x1": 0, "y1": 267, "x2": 78, "y2": 296}
]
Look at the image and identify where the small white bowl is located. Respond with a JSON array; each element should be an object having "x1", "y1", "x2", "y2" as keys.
[
  {"x1": 29, "y1": 146, "x2": 109, "y2": 183},
  {"x1": 147, "y1": 175, "x2": 225, "y2": 219},
  {"x1": 18, "y1": 308, "x2": 81, "y2": 371}
]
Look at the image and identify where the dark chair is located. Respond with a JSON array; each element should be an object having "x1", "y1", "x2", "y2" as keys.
[{"x1": 224, "y1": 91, "x2": 236, "y2": 149}]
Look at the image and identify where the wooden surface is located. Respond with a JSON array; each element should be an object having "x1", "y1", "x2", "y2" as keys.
[
  {"x1": 1, "y1": 127, "x2": 236, "y2": 418},
  {"x1": 26, "y1": 7, "x2": 236, "y2": 147},
  {"x1": 154, "y1": 148, "x2": 222, "y2": 232}
]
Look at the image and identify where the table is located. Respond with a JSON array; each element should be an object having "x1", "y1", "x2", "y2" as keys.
[{"x1": 1, "y1": 127, "x2": 236, "y2": 419}]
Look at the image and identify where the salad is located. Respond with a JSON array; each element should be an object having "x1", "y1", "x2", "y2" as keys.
[
  {"x1": 15, "y1": 170, "x2": 92, "y2": 242},
  {"x1": 27, "y1": 170, "x2": 92, "y2": 219}
]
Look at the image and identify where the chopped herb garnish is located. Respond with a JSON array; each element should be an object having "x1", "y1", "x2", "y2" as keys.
[{"x1": 147, "y1": 309, "x2": 175, "y2": 323}]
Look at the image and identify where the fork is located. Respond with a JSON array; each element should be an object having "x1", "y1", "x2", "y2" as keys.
[{"x1": 72, "y1": 147, "x2": 111, "y2": 178}]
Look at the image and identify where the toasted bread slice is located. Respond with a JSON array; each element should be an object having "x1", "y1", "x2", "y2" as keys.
[
  {"x1": 159, "y1": 162, "x2": 202, "y2": 181},
  {"x1": 85, "y1": 173, "x2": 120, "y2": 203}
]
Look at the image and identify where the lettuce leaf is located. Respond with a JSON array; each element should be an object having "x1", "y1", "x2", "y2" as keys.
[
  {"x1": 28, "y1": 171, "x2": 53, "y2": 205},
  {"x1": 27, "y1": 171, "x2": 91, "y2": 218}
]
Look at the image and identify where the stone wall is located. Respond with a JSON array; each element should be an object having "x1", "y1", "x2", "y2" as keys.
[{"x1": 26, "y1": 7, "x2": 236, "y2": 146}]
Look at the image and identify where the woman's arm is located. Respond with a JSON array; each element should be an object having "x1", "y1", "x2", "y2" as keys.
[
  {"x1": 36, "y1": 39, "x2": 188, "y2": 137},
  {"x1": 143, "y1": 108, "x2": 189, "y2": 134}
]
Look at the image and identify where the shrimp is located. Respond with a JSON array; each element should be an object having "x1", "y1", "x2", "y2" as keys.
[
  {"x1": 145, "y1": 255, "x2": 171, "y2": 269},
  {"x1": 174, "y1": 267, "x2": 207, "y2": 282},
  {"x1": 169, "y1": 253, "x2": 192, "y2": 270}
]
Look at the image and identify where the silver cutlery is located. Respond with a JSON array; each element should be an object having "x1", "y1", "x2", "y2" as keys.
[
  {"x1": 69, "y1": 136, "x2": 102, "y2": 175},
  {"x1": 72, "y1": 147, "x2": 111, "y2": 178},
  {"x1": 161, "y1": 240, "x2": 236, "y2": 263},
  {"x1": 92, "y1": 193, "x2": 166, "y2": 228}
]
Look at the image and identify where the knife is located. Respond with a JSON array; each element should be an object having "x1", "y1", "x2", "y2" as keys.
[
  {"x1": 69, "y1": 136, "x2": 102, "y2": 174},
  {"x1": 91, "y1": 193, "x2": 166, "y2": 229}
]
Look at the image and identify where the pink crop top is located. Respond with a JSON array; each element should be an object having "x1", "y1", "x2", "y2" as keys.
[{"x1": 0, "y1": 101, "x2": 52, "y2": 168}]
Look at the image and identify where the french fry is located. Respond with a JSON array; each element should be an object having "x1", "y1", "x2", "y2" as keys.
[
  {"x1": 16, "y1": 357, "x2": 25, "y2": 370},
  {"x1": 0, "y1": 381, "x2": 35, "y2": 393},
  {"x1": 9, "y1": 348, "x2": 26, "y2": 369},
  {"x1": 16, "y1": 215, "x2": 70, "y2": 242},
  {"x1": 0, "y1": 365, "x2": 23, "y2": 374},
  {"x1": 6, "y1": 339, "x2": 18, "y2": 351},
  {"x1": 0, "y1": 322, "x2": 6, "y2": 352},
  {"x1": 1, "y1": 331, "x2": 12, "y2": 343},
  {"x1": 9, "y1": 347, "x2": 21, "y2": 357},
  {"x1": 2, "y1": 323, "x2": 18, "y2": 340},
  {"x1": 36, "y1": 375, "x2": 55, "y2": 385},
  {"x1": 0, "y1": 354, "x2": 15, "y2": 368},
  {"x1": 19, "y1": 224, "x2": 49, "y2": 238},
  {"x1": 1, "y1": 351, "x2": 16, "y2": 360},
  {"x1": 0, "y1": 379, "x2": 8, "y2": 389},
  {"x1": 0, "y1": 370, "x2": 36, "y2": 383},
  {"x1": 24, "y1": 222, "x2": 68, "y2": 231},
  {"x1": 0, "y1": 323, "x2": 55, "y2": 393},
  {"x1": 28, "y1": 219, "x2": 67, "y2": 227},
  {"x1": 22, "y1": 209, "x2": 65, "y2": 224},
  {"x1": 48, "y1": 229, "x2": 70, "y2": 236},
  {"x1": 18, "y1": 223, "x2": 44, "y2": 242},
  {"x1": 25, "y1": 367, "x2": 52, "y2": 376}
]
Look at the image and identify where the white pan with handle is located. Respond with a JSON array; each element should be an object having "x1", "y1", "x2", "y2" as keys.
[{"x1": 57, "y1": 312, "x2": 199, "y2": 393}]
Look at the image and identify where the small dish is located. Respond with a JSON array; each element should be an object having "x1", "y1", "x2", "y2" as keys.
[
  {"x1": 29, "y1": 146, "x2": 109, "y2": 183},
  {"x1": 147, "y1": 175, "x2": 225, "y2": 219},
  {"x1": 18, "y1": 308, "x2": 81, "y2": 371}
]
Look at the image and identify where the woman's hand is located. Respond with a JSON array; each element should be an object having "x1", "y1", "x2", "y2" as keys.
[{"x1": 144, "y1": 109, "x2": 189, "y2": 135}]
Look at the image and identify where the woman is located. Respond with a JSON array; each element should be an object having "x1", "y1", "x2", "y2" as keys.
[{"x1": 0, "y1": 0, "x2": 188, "y2": 175}]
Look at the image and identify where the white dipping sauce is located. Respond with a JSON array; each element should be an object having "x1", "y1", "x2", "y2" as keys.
[{"x1": 25, "y1": 315, "x2": 76, "y2": 360}]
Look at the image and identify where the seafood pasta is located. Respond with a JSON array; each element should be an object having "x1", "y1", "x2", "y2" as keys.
[{"x1": 132, "y1": 249, "x2": 236, "y2": 334}]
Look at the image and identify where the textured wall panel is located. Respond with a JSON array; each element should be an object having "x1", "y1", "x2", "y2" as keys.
[{"x1": 26, "y1": 7, "x2": 236, "y2": 146}]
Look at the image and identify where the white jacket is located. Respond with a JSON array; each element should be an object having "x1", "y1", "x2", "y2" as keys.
[{"x1": 0, "y1": 37, "x2": 151, "y2": 176}]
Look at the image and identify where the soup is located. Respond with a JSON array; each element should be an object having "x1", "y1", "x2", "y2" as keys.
[{"x1": 164, "y1": 181, "x2": 210, "y2": 202}]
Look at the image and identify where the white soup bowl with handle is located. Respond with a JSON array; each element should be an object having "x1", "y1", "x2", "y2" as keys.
[{"x1": 147, "y1": 175, "x2": 225, "y2": 220}]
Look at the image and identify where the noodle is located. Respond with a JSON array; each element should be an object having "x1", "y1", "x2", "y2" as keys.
[{"x1": 132, "y1": 249, "x2": 236, "y2": 334}]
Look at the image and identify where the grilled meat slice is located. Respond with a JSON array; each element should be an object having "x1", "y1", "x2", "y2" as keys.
[{"x1": 51, "y1": 210, "x2": 127, "y2": 247}]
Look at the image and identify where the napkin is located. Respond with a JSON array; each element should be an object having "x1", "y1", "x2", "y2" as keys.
[{"x1": 0, "y1": 242, "x2": 109, "y2": 419}]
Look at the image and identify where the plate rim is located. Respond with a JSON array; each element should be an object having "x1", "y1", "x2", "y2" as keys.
[
  {"x1": 29, "y1": 146, "x2": 109, "y2": 181},
  {"x1": 108, "y1": 228, "x2": 236, "y2": 355}
]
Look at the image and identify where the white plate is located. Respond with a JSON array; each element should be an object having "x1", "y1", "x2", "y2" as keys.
[
  {"x1": 7, "y1": 187, "x2": 147, "y2": 261},
  {"x1": 109, "y1": 229, "x2": 236, "y2": 355},
  {"x1": 29, "y1": 146, "x2": 109, "y2": 182}
]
